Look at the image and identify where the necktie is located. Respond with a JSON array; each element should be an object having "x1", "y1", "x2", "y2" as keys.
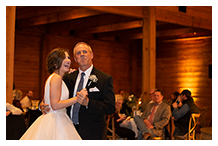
[
  {"x1": 148, "y1": 103, "x2": 158, "y2": 124},
  {"x1": 72, "y1": 72, "x2": 85, "y2": 124}
]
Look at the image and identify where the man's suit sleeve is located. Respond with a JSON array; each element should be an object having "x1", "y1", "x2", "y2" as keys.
[
  {"x1": 87, "y1": 75, "x2": 115, "y2": 115},
  {"x1": 153, "y1": 104, "x2": 171, "y2": 129}
]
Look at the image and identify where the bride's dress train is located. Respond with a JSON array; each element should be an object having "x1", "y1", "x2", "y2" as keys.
[{"x1": 20, "y1": 73, "x2": 81, "y2": 140}]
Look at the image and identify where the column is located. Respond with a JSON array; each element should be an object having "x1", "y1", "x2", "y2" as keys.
[
  {"x1": 6, "y1": 6, "x2": 16, "y2": 103},
  {"x1": 142, "y1": 6, "x2": 156, "y2": 102}
]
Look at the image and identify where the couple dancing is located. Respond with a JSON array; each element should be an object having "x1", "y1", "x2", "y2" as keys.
[{"x1": 20, "y1": 42, "x2": 115, "y2": 140}]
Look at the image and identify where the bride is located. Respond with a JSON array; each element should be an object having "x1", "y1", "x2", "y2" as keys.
[{"x1": 20, "y1": 48, "x2": 87, "y2": 140}]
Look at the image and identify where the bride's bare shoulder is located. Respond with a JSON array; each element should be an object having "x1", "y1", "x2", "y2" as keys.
[{"x1": 50, "y1": 73, "x2": 62, "y2": 84}]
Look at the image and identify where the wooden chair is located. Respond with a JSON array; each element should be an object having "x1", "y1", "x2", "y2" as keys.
[
  {"x1": 106, "y1": 114, "x2": 128, "y2": 140},
  {"x1": 106, "y1": 114, "x2": 120, "y2": 140},
  {"x1": 174, "y1": 113, "x2": 201, "y2": 140},
  {"x1": 199, "y1": 107, "x2": 208, "y2": 128},
  {"x1": 152, "y1": 124, "x2": 169, "y2": 140}
]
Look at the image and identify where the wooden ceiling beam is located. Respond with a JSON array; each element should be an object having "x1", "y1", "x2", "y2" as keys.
[
  {"x1": 106, "y1": 27, "x2": 211, "y2": 40},
  {"x1": 16, "y1": 6, "x2": 212, "y2": 31},
  {"x1": 95, "y1": 28, "x2": 142, "y2": 39},
  {"x1": 82, "y1": 6, "x2": 212, "y2": 30},
  {"x1": 157, "y1": 27, "x2": 205, "y2": 37},
  {"x1": 16, "y1": 6, "x2": 78, "y2": 19},
  {"x1": 80, "y1": 6, "x2": 146, "y2": 18},
  {"x1": 47, "y1": 13, "x2": 139, "y2": 34},
  {"x1": 155, "y1": 7, "x2": 212, "y2": 30},
  {"x1": 16, "y1": 7, "x2": 102, "y2": 28},
  {"x1": 74, "y1": 20, "x2": 143, "y2": 34}
]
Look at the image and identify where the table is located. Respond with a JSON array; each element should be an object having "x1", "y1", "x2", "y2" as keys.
[
  {"x1": 200, "y1": 127, "x2": 212, "y2": 140},
  {"x1": 119, "y1": 117, "x2": 138, "y2": 138}
]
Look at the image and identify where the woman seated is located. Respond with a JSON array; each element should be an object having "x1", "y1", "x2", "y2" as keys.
[
  {"x1": 12, "y1": 89, "x2": 24, "y2": 112},
  {"x1": 109, "y1": 94, "x2": 135, "y2": 140}
]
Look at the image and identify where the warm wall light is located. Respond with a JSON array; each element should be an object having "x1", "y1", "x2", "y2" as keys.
[
  {"x1": 176, "y1": 51, "x2": 202, "y2": 101},
  {"x1": 192, "y1": 97, "x2": 197, "y2": 102}
]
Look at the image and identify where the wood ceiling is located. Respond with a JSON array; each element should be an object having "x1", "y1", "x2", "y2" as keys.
[{"x1": 15, "y1": 6, "x2": 212, "y2": 42}]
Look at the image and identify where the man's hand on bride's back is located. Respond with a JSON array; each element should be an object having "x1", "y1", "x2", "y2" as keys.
[{"x1": 40, "y1": 101, "x2": 50, "y2": 114}]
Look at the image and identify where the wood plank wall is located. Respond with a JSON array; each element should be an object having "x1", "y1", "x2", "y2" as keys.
[
  {"x1": 156, "y1": 37, "x2": 212, "y2": 126},
  {"x1": 14, "y1": 30, "x2": 43, "y2": 100},
  {"x1": 14, "y1": 31, "x2": 142, "y2": 102}
]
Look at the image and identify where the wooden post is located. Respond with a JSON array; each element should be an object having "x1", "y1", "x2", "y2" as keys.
[
  {"x1": 6, "y1": 6, "x2": 16, "y2": 103},
  {"x1": 142, "y1": 6, "x2": 156, "y2": 102}
]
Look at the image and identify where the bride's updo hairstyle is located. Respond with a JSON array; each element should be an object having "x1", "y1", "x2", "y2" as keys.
[{"x1": 46, "y1": 47, "x2": 70, "y2": 74}]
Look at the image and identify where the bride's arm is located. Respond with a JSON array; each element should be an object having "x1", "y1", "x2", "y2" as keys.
[{"x1": 50, "y1": 74, "x2": 78, "y2": 110}]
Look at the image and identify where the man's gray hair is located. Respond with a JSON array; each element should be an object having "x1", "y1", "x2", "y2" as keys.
[{"x1": 73, "y1": 42, "x2": 93, "y2": 55}]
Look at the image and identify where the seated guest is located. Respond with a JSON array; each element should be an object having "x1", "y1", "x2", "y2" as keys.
[
  {"x1": 20, "y1": 90, "x2": 33, "y2": 111},
  {"x1": 168, "y1": 91, "x2": 180, "y2": 112},
  {"x1": 168, "y1": 92, "x2": 179, "y2": 104},
  {"x1": 120, "y1": 91, "x2": 132, "y2": 116},
  {"x1": 139, "y1": 89, "x2": 155, "y2": 113},
  {"x1": 134, "y1": 89, "x2": 171, "y2": 140},
  {"x1": 109, "y1": 94, "x2": 135, "y2": 140},
  {"x1": 119, "y1": 89, "x2": 124, "y2": 95},
  {"x1": 172, "y1": 89, "x2": 200, "y2": 136},
  {"x1": 6, "y1": 102, "x2": 23, "y2": 116},
  {"x1": 12, "y1": 89, "x2": 24, "y2": 112}
]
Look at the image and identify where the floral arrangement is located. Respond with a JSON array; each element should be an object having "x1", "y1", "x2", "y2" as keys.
[{"x1": 126, "y1": 94, "x2": 138, "y2": 108}]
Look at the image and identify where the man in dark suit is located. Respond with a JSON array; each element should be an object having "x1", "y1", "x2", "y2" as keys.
[
  {"x1": 134, "y1": 89, "x2": 171, "y2": 140},
  {"x1": 63, "y1": 42, "x2": 115, "y2": 139}
]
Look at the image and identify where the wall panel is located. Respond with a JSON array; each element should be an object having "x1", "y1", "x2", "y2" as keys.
[
  {"x1": 156, "y1": 37, "x2": 212, "y2": 126},
  {"x1": 14, "y1": 30, "x2": 42, "y2": 100}
]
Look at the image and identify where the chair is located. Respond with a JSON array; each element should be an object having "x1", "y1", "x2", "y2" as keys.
[
  {"x1": 106, "y1": 114, "x2": 128, "y2": 140},
  {"x1": 174, "y1": 113, "x2": 201, "y2": 140},
  {"x1": 106, "y1": 114, "x2": 120, "y2": 140},
  {"x1": 6, "y1": 114, "x2": 26, "y2": 140},
  {"x1": 188, "y1": 113, "x2": 201, "y2": 140},
  {"x1": 199, "y1": 107, "x2": 208, "y2": 128},
  {"x1": 152, "y1": 124, "x2": 169, "y2": 140}
]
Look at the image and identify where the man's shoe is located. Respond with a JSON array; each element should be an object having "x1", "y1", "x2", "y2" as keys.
[{"x1": 142, "y1": 132, "x2": 152, "y2": 140}]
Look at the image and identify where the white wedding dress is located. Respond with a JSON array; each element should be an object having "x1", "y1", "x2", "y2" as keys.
[{"x1": 20, "y1": 73, "x2": 81, "y2": 140}]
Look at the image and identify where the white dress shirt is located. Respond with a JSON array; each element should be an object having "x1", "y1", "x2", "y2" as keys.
[
  {"x1": 70, "y1": 64, "x2": 93, "y2": 119},
  {"x1": 20, "y1": 96, "x2": 31, "y2": 109},
  {"x1": 6, "y1": 103, "x2": 23, "y2": 115}
]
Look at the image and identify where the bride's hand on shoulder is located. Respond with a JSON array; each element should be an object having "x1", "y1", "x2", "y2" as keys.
[{"x1": 68, "y1": 68, "x2": 76, "y2": 74}]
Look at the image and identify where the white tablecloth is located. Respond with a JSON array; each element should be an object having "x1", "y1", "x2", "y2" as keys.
[{"x1": 120, "y1": 118, "x2": 138, "y2": 137}]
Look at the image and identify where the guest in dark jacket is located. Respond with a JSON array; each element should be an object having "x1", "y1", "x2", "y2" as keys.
[
  {"x1": 109, "y1": 94, "x2": 135, "y2": 140},
  {"x1": 12, "y1": 89, "x2": 24, "y2": 112},
  {"x1": 120, "y1": 91, "x2": 132, "y2": 116},
  {"x1": 168, "y1": 91, "x2": 180, "y2": 112},
  {"x1": 172, "y1": 89, "x2": 199, "y2": 136}
]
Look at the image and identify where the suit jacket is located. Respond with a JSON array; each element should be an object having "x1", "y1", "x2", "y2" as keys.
[
  {"x1": 141, "y1": 102, "x2": 171, "y2": 136},
  {"x1": 63, "y1": 67, "x2": 115, "y2": 140}
]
